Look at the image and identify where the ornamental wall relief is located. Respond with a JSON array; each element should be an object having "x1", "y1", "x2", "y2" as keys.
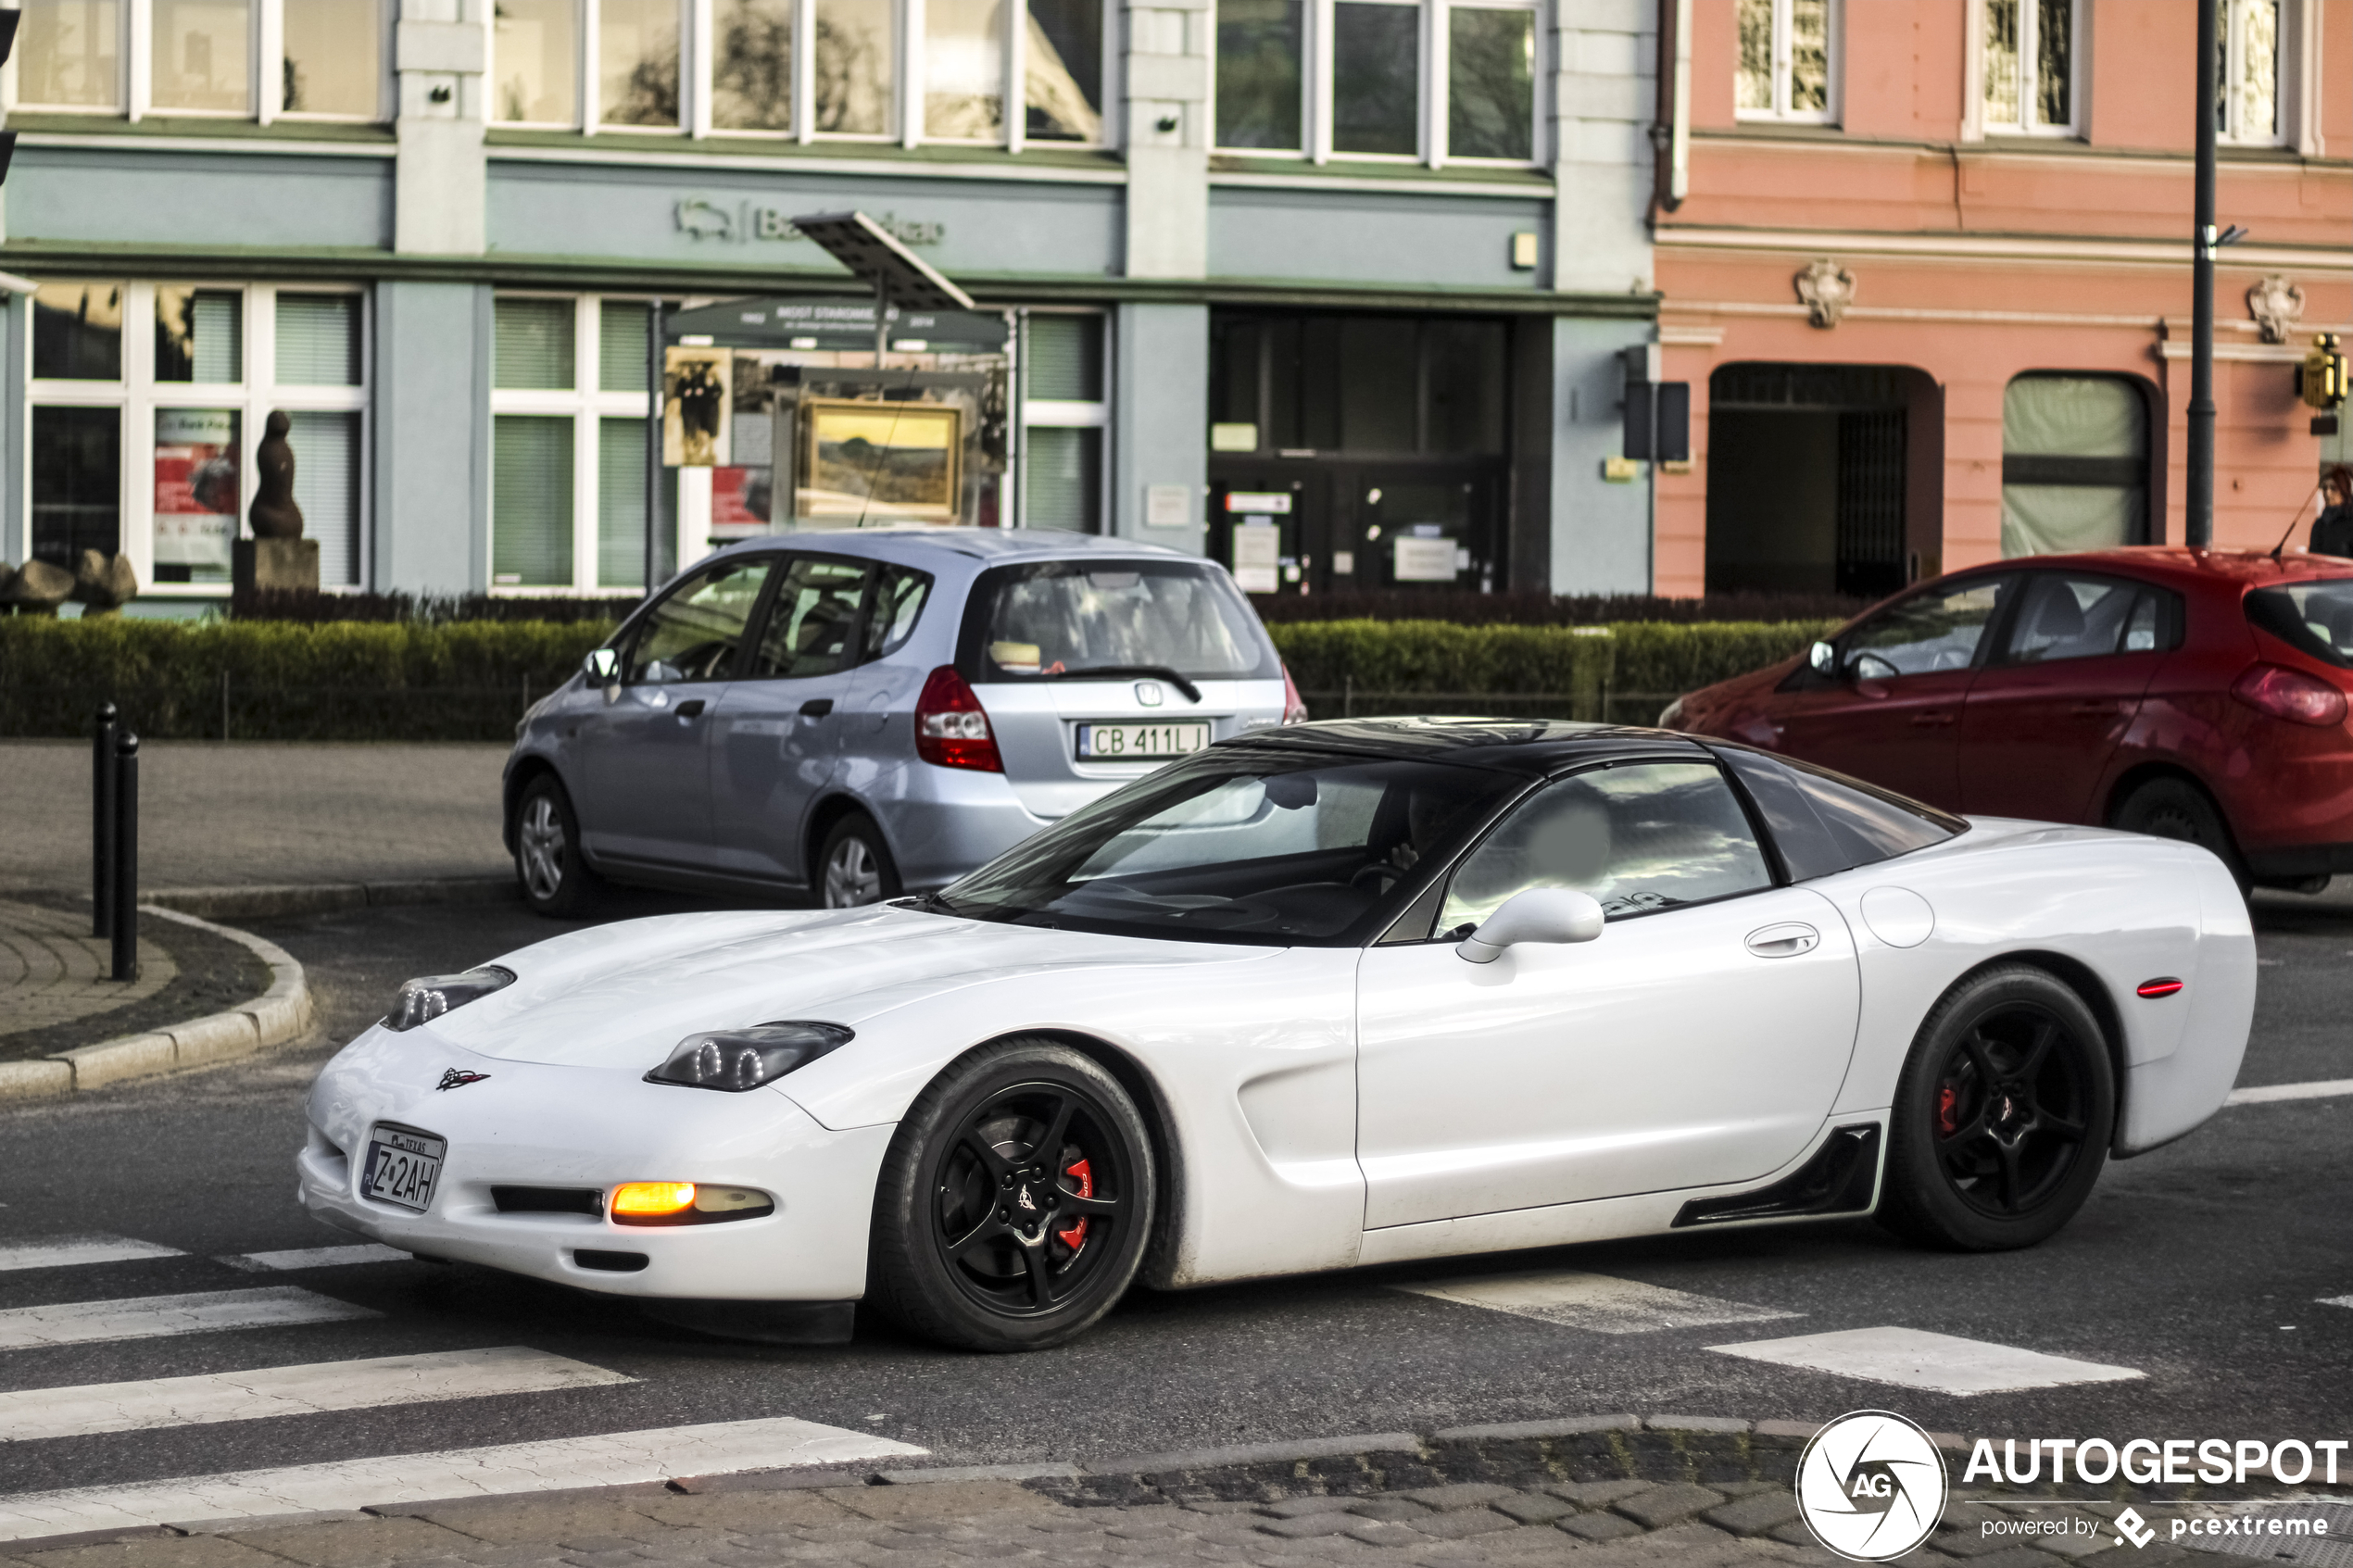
[
  {"x1": 2246, "y1": 275, "x2": 2306, "y2": 344},
  {"x1": 1795, "y1": 258, "x2": 1856, "y2": 328}
]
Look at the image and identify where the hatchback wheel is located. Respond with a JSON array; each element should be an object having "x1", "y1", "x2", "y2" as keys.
[
  {"x1": 1879, "y1": 965, "x2": 2114, "y2": 1251},
  {"x1": 2109, "y1": 776, "x2": 2247, "y2": 893},
  {"x1": 867, "y1": 1039, "x2": 1155, "y2": 1351},
  {"x1": 512, "y1": 774, "x2": 602, "y2": 917},
  {"x1": 819, "y1": 813, "x2": 901, "y2": 908}
]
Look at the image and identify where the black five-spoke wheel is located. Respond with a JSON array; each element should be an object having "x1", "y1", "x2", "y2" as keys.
[
  {"x1": 869, "y1": 1039, "x2": 1155, "y2": 1350},
  {"x1": 1881, "y1": 964, "x2": 2116, "y2": 1251}
]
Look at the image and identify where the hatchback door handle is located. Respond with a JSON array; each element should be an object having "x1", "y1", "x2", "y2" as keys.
[
  {"x1": 799, "y1": 698, "x2": 835, "y2": 718},
  {"x1": 2070, "y1": 700, "x2": 2118, "y2": 716},
  {"x1": 1909, "y1": 709, "x2": 1954, "y2": 727},
  {"x1": 673, "y1": 698, "x2": 707, "y2": 719},
  {"x1": 1745, "y1": 922, "x2": 1820, "y2": 958}
]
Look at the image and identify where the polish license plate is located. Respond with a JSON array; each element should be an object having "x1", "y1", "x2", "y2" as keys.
[
  {"x1": 360, "y1": 1124, "x2": 447, "y2": 1213},
  {"x1": 1074, "y1": 722, "x2": 1212, "y2": 761}
]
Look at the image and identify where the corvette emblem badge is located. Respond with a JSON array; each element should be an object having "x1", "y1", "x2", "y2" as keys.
[
  {"x1": 1018, "y1": 1187, "x2": 1037, "y2": 1211},
  {"x1": 435, "y1": 1069, "x2": 492, "y2": 1091}
]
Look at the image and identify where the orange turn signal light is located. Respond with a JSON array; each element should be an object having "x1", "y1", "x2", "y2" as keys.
[{"x1": 610, "y1": 1181, "x2": 697, "y2": 1216}]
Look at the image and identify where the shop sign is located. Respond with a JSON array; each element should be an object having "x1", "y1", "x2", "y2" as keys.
[
  {"x1": 155, "y1": 408, "x2": 239, "y2": 575},
  {"x1": 1231, "y1": 519, "x2": 1280, "y2": 594},
  {"x1": 675, "y1": 198, "x2": 945, "y2": 248},
  {"x1": 1393, "y1": 536, "x2": 1458, "y2": 582}
]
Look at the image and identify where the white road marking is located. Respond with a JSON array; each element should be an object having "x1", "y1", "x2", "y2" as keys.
[
  {"x1": 2227, "y1": 1079, "x2": 2353, "y2": 1106},
  {"x1": 0, "y1": 1347, "x2": 630, "y2": 1442},
  {"x1": 2319, "y1": 1295, "x2": 2353, "y2": 1310},
  {"x1": 0, "y1": 1416, "x2": 926, "y2": 1540},
  {"x1": 0, "y1": 1237, "x2": 183, "y2": 1273},
  {"x1": 1394, "y1": 1270, "x2": 1798, "y2": 1335},
  {"x1": 0, "y1": 1288, "x2": 377, "y2": 1350},
  {"x1": 220, "y1": 1245, "x2": 410, "y2": 1272},
  {"x1": 1710, "y1": 1325, "x2": 2143, "y2": 1395}
]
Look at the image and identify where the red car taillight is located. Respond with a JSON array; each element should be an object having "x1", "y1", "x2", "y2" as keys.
[
  {"x1": 2231, "y1": 663, "x2": 2349, "y2": 728},
  {"x1": 914, "y1": 666, "x2": 1003, "y2": 771},
  {"x1": 1280, "y1": 663, "x2": 1310, "y2": 726}
]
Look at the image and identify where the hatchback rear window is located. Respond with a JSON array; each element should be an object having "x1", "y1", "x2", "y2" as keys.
[
  {"x1": 2246, "y1": 581, "x2": 2353, "y2": 669},
  {"x1": 958, "y1": 560, "x2": 1280, "y2": 684}
]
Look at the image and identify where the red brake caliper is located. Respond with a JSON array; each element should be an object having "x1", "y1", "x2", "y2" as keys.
[
  {"x1": 1936, "y1": 1085, "x2": 1959, "y2": 1136},
  {"x1": 1055, "y1": 1159, "x2": 1092, "y2": 1251}
]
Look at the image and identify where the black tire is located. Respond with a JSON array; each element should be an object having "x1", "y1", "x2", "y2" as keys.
[
  {"x1": 2109, "y1": 775, "x2": 2248, "y2": 895},
  {"x1": 1879, "y1": 964, "x2": 2116, "y2": 1251},
  {"x1": 818, "y1": 812, "x2": 902, "y2": 909},
  {"x1": 867, "y1": 1038, "x2": 1156, "y2": 1351},
  {"x1": 512, "y1": 772, "x2": 604, "y2": 917}
]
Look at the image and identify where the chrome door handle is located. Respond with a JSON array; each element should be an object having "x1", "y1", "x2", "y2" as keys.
[{"x1": 1745, "y1": 922, "x2": 1820, "y2": 958}]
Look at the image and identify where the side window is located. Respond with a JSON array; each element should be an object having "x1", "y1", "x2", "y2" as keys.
[
  {"x1": 623, "y1": 557, "x2": 773, "y2": 684},
  {"x1": 1999, "y1": 574, "x2": 2167, "y2": 664},
  {"x1": 749, "y1": 557, "x2": 872, "y2": 680},
  {"x1": 866, "y1": 563, "x2": 935, "y2": 662},
  {"x1": 1439, "y1": 762, "x2": 1772, "y2": 931},
  {"x1": 1717, "y1": 745, "x2": 1964, "y2": 883},
  {"x1": 1842, "y1": 578, "x2": 2011, "y2": 678}
]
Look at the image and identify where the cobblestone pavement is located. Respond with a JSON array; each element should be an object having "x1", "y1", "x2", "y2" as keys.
[
  {"x1": 0, "y1": 742, "x2": 511, "y2": 897},
  {"x1": 0, "y1": 898, "x2": 171, "y2": 1037}
]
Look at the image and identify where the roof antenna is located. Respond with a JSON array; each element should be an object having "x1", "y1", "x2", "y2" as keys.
[{"x1": 2270, "y1": 483, "x2": 2323, "y2": 561}]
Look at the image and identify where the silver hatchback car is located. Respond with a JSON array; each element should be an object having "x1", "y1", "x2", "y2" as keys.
[{"x1": 503, "y1": 529, "x2": 1303, "y2": 914}]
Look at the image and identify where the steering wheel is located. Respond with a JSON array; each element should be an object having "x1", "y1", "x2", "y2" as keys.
[{"x1": 1350, "y1": 863, "x2": 1403, "y2": 894}]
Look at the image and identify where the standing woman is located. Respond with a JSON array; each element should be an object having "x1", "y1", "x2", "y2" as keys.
[{"x1": 2313, "y1": 466, "x2": 2353, "y2": 558}]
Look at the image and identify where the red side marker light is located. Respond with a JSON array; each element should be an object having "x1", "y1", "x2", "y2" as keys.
[{"x1": 2136, "y1": 978, "x2": 2184, "y2": 998}]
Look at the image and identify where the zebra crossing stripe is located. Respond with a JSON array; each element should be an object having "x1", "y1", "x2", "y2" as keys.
[
  {"x1": 0, "y1": 1416, "x2": 926, "y2": 1540},
  {"x1": 1393, "y1": 1270, "x2": 1798, "y2": 1335},
  {"x1": 220, "y1": 1245, "x2": 410, "y2": 1273},
  {"x1": 0, "y1": 1237, "x2": 182, "y2": 1273},
  {"x1": 0, "y1": 1347, "x2": 631, "y2": 1441},
  {"x1": 0, "y1": 1288, "x2": 377, "y2": 1350},
  {"x1": 1708, "y1": 1324, "x2": 2143, "y2": 1394}
]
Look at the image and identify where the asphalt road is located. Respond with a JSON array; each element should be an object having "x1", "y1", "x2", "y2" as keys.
[{"x1": 2, "y1": 886, "x2": 2348, "y2": 1504}]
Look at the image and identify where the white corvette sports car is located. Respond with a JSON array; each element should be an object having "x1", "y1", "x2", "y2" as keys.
[{"x1": 301, "y1": 720, "x2": 2255, "y2": 1351}]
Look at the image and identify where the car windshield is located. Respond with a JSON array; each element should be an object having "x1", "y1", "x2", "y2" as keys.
[
  {"x1": 933, "y1": 751, "x2": 1521, "y2": 944},
  {"x1": 961, "y1": 560, "x2": 1280, "y2": 683},
  {"x1": 2246, "y1": 580, "x2": 2353, "y2": 669}
]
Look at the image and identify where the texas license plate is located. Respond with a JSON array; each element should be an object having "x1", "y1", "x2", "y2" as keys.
[
  {"x1": 360, "y1": 1124, "x2": 447, "y2": 1213},
  {"x1": 1074, "y1": 722, "x2": 1212, "y2": 761}
]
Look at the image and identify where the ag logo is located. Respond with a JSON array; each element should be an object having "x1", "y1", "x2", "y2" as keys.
[{"x1": 1795, "y1": 1410, "x2": 1949, "y2": 1562}]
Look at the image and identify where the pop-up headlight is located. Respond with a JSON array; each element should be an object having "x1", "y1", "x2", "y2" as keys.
[
  {"x1": 645, "y1": 1022, "x2": 854, "y2": 1092},
  {"x1": 382, "y1": 967, "x2": 516, "y2": 1032}
]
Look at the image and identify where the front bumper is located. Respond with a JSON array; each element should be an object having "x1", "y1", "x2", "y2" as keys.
[{"x1": 300, "y1": 1027, "x2": 893, "y2": 1301}]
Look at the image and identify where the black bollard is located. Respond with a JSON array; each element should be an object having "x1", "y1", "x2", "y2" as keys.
[
  {"x1": 110, "y1": 732, "x2": 139, "y2": 983},
  {"x1": 92, "y1": 702, "x2": 117, "y2": 939}
]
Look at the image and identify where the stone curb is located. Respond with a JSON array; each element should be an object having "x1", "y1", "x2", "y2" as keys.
[
  {"x1": 0, "y1": 906, "x2": 312, "y2": 1102},
  {"x1": 144, "y1": 875, "x2": 518, "y2": 920}
]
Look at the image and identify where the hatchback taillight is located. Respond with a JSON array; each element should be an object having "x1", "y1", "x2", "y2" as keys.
[
  {"x1": 914, "y1": 666, "x2": 1003, "y2": 771},
  {"x1": 1280, "y1": 663, "x2": 1310, "y2": 726},
  {"x1": 2231, "y1": 663, "x2": 2350, "y2": 727}
]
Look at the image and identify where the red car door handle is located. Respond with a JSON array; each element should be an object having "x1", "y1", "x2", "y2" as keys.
[
  {"x1": 1909, "y1": 710, "x2": 1955, "y2": 727},
  {"x1": 2069, "y1": 701, "x2": 2117, "y2": 715}
]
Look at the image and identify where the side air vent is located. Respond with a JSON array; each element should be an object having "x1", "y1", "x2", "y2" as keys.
[{"x1": 1671, "y1": 1123, "x2": 1881, "y2": 1228}]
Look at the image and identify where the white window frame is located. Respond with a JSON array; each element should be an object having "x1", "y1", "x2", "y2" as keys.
[
  {"x1": 488, "y1": 292, "x2": 660, "y2": 597},
  {"x1": 1732, "y1": 0, "x2": 1838, "y2": 125},
  {"x1": 2218, "y1": 0, "x2": 2289, "y2": 147},
  {"x1": 485, "y1": 0, "x2": 1111, "y2": 147},
  {"x1": 22, "y1": 281, "x2": 372, "y2": 596},
  {"x1": 2, "y1": 0, "x2": 393, "y2": 123},
  {"x1": 1979, "y1": 0, "x2": 2080, "y2": 138},
  {"x1": 1211, "y1": 0, "x2": 1541, "y2": 170}
]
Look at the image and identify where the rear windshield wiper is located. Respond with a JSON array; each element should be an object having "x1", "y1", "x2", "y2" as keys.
[{"x1": 1031, "y1": 665, "x2": 1202, "y2": 702}]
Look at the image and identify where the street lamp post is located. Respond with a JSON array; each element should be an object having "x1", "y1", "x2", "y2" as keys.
[{"x1": 2186, "y1": 0, "x2": 2219, "y2": 548}]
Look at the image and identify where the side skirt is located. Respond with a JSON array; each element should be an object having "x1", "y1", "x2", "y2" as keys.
[{"x1": 1671, "y1": 1123, "x2": 1881, "y2": 1228}]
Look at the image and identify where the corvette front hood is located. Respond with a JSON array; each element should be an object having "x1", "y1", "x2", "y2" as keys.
[{"x1": 413, "y1": 904, "x2": 1270, "y2": 1071}]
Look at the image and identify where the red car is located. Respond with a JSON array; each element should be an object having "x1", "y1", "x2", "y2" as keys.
[{"x1": 1666, "y1": 548, "x2": 2353, "y2": 894}]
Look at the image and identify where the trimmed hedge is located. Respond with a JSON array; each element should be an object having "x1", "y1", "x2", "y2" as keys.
[
  {"x1": 0, "y1": 619, "x2": 615, "y2": 740},
  {"x1": 0, "y1": 615, "x2": 1838, "y2": 740}
]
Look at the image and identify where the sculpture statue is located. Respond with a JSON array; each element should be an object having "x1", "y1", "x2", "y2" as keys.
[
  {"x1": 70, "y1": 548, "x2": 140, "y2": 616},
  {"x1": 249, "y1": 410, "x2": 306, "y2": 540}
]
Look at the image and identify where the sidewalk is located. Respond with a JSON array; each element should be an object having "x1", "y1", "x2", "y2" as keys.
[
  {"x1": 0, "y1": 742, "x2": 512, "y2": 897},
  {"x1": 0, "y1": 899, "x2": 173, "y2": 1040}
]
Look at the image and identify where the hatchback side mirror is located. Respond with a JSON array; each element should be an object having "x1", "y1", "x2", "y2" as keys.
[
  {"x1": 1808, "y1": 640, "x2": 1837, "y2": 676},
  {"x1": 584, "y1": 647, "x2": 621, "y2": 684},
  {"x1": 1455, "y1": 888, "x2": 1606, "y2": 963}
]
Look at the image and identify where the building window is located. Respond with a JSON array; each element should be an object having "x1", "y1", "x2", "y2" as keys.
[
  {"x1": 1982, "y1": 0, "x2": 2075, "y2": 136},
  {"x1": 1021, "y1": 313, "x2": 1105, "y2": 532},
  {"x1": 1735, "y1": 0, "x2": 1833, "y2": 123},
  {"x1": 25, "y1": 280, "x2": 370, "y2": 591},
  {"x1": 1212, "y1": 0, "x2": 1539, "y2": 165},
  {"x1": 2000, "y1": 374, "x2": 2150, "y2": 558},
  {"x1": 12, "y1": 0, "x2": 385, "y2": 119},
  {"x1": 2219, "y1": 0, "x2": 2283, "y2": 144},
  {"x1": 487, "y1": 0, "x2": 1101, "y2": 145},
  {"x1": 490, "y1": 295, "x2": 658, "y2": 594}
]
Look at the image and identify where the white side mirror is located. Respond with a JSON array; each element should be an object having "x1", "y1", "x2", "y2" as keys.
[{"x1": 1455, "y1": 888, "x2": 1606, "y2": 963}]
